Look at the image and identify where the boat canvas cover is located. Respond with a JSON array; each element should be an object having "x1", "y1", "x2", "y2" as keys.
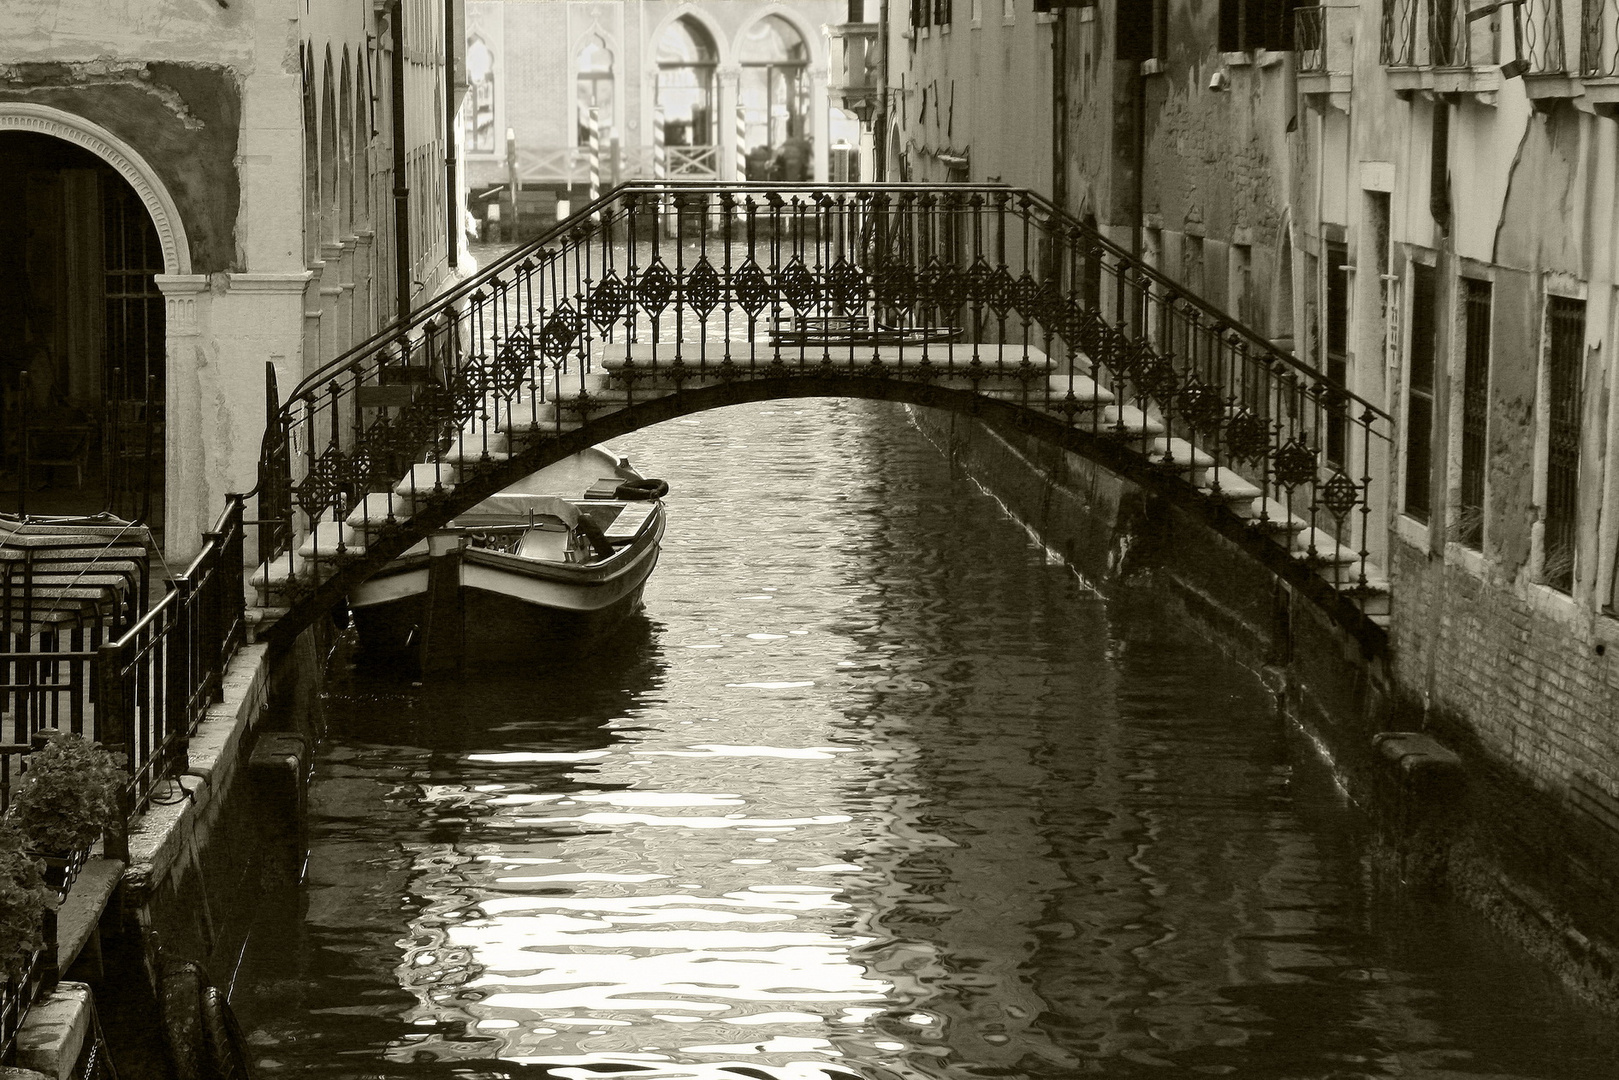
[{"x1": 452, "y1": 494, "x2": 581, "y2": 529}]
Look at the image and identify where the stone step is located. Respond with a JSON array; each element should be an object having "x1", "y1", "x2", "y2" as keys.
[
  {"x1": 347, "y1": 492, "x2": 414, "y2": 532},
  {"x1": 1147, "y1": 437, "x2": 1214, "y2": 471},
  {"x1": 1236, "y1": 497, "x2": 1308, "y2": 534},
  {"x1": 298, "y1": 521, "x2": 365, "y2": 561},
  {"x1": 1096, "y1": 404, "x2": 1167, "y2": 439},
  {"x1": 1290, "y1": 528, "x2": 1364, "y2": 568},
  {"x1": 394, "y1": 462, "x2": 459, "y2": 499},
  {"x1": 1199, "y1": 466, "x2": 1264, "y2": 507}
]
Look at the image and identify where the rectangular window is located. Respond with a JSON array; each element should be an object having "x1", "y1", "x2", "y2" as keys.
[
  {"x1": 1405, "y1": 262, "x2": 1437, "y2": 521},
  {"x1": 1544, "y1": 296, "x2": 1585, "y2": 593},
  {"x1": 937, "y1": 0, "x2": 953, "y2": 27},
  {"x1": 1219, "y1": 0, "x2": 1298, "y2": 51},
  {"x1": 1117, "y1": 0, "x2": 1166, "y2": 59},
  {"x1": 1457, "y1": 278, "x2": 1490, "y2": 550},
  {"x1": 1325, "y1": 241, "x2": 1350, "y2": 469}
]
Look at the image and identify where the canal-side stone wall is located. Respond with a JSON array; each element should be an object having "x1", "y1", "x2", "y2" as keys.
[
  {"x1": 907, "y1": 403, "x2": 1619, "y2": 1007},
  {"x1": 98, "y1": 625, "x2": 328, "y2": 1077}
]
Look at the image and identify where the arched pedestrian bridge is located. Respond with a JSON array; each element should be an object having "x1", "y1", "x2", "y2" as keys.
[{"x1": 252, "y1": 183, "x2": 1390, "y2": 650}]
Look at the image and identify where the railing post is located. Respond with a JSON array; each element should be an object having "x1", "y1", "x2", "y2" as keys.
[
  {"x1": 166, "y1": 579, "x2": 192, "y2": 781},
  {"x1": 94, "y1": 643, "x2": 131, "y2": 863}
]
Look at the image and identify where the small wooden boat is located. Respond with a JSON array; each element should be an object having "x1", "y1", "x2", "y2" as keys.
[{"x1": 348, "y1": 447, "x2": 666, "y2": 669}]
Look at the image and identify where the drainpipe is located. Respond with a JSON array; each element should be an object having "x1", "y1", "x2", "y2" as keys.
[
  {"x1": 392, "y1": 0, "x2": 412, "y2": 325},
  {"x1": 1133, "y1": 63, "x2": 1145, "y2": 262},
  {"x1": 445, "y1": 0, "x2": 459, "y2": 271},
  {"x1": 1052, "y1": 8, "x2": 1066, "y2": 210}
]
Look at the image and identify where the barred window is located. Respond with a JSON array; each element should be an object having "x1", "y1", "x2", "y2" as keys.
[
  {"x1": 1544, "y1": 296, "x2": 1585, "y2": 593},
  {"x1": 1457, "y1": 278, "x2": 1491, "y2": 550},
  {"x1": 1325, "y1": 240, "x2": 1350, "y2": 469},
  {"x1": 1404, "y1": 263, "x2": 1437, "y2": 521}
]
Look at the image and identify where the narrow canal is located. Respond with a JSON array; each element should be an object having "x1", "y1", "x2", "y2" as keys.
[{"x1": 233, "y1": 398, "x2": 1619, "y2": 1079}]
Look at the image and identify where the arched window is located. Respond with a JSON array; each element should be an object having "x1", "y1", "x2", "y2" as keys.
[
  {"x1": 576, "y1": 35, "x2": 614, "y2": 147},
  {"x1": 466, "y1": 35, "x2": 496, "y2": 154},
  {"x1": 656, "y1": 17, "x2": 717, "y2": 149},
  {"x1": 739, "y1": 15, "x2": 808, "y2": 164}
]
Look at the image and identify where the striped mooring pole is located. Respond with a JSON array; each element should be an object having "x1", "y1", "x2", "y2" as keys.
[
  {"x1": 652, "y1": 107, "x2": 671, "y2": 235},
  {"x1": 588, "y1": 106, "x2": 601, "y2": 204},
  {"x1": 735, "y1": 105, "x2": 747, "y2": 181}
]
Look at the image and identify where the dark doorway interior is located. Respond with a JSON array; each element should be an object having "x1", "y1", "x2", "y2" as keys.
[{"x1": 0, "y1": 132, "x2": 165, "y2": 527}]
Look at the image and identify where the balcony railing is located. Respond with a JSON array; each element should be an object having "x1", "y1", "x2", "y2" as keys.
[
  {"x1": 829, "y1": 21, "x2": 880, "y2": 97},
  {"x1": 1297, "y1": 6, "x2": 1327, "y2": 71},
  {"x1": 1582, "y1": 0, "x2": 1619, "y2": 75},
  {"x1": 1382, "y1": 0, "x2": 1477, "y2": 66},
  {"x1": 1384, "y1": 0, "x2": 1420, "y2": 64},
  {"x1": 1525, "y1": 0, "x2": 1568, "y2": 72}
]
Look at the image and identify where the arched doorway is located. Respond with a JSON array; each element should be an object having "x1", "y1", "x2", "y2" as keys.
[
  {"x1": 738, "y1": 14, "x2": 809, "y2": 180},
  {"x1": 656, "y1": 15, "x2": 719, "y2": 176},
  {"x1": 0, "y1": 132, "x2": 167, "y2": 524}
]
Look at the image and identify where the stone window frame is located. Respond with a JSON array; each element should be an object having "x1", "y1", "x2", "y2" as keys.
[
  {"x1": 1532, "y1": 277, "x2": 1589, "y2": 600},
  {"x1": 1394, "y1": 245, "x2": 1442, "y2": 544},
  {"x1": 1444, "y1": 258, "x2": 1496, "y2": 575}
]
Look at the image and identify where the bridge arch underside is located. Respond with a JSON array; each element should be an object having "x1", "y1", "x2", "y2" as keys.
[{"x1": 270, "y1": 377, "x2": 1375, "y2": 651}]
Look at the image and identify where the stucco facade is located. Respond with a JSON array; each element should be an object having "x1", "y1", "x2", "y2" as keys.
[{"x1": 0, "y1": 0, "x2": 465, "y2": 557}]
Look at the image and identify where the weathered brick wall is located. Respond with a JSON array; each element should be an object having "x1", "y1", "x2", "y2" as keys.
[{"x1": 1389, "y1": 538, "x2": 1619, "y2": 936}]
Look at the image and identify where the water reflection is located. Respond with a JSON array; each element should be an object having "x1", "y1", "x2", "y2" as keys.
[{"x1": 234, "y1": 400, "x2": 1619, "y2": 1080}]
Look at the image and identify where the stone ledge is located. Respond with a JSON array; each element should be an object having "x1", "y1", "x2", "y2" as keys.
[
  {"x1": 15, "y1": 982, "x2": 90, "y2": 1080},
  {"x1": 124, "y1": 643, "x2": 272, "y2": 891},
  {"x1": 1373, "y1": 730, "x2": 1464, "y2": 778}
]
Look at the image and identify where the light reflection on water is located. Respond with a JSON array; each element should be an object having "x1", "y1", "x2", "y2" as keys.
[{"x1": 233, "y1": 399, "x2": 1619, "y2": 1080}]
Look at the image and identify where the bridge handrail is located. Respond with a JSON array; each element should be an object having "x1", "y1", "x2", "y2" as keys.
[
  {"x1": 281, "y1": 182, "x2": 1383, "y2": 426},
  {"x1": 601, "y1": 181, "x2": 1389, "y2": 424}
]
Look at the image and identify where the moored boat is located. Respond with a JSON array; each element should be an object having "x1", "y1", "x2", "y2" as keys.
[{"x1": 348, "y1": 446, "x2": 665, "y2": 669}]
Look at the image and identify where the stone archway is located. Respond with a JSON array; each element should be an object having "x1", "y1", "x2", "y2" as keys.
[{"x1": 0, "y1": 103, "x2": 201, "y2": 532}]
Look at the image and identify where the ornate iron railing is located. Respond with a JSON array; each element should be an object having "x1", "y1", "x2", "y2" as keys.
[
  {"x1": 1296, "y1": 6, "x2": 1328, "y2": 72},
  {"x1": 1582, "y1": 0, "x2": 1619, "y2": 75},
  {"x1": 1429, "y1": 0, "x2": 1471, "y2": 65},
  {"x1": 1384, "y1": 0, "x2": 1420, "y2": 64},
  {"x1": 1525, "y1": 0, "x2": 1569, "y2": 71},
  {"x1": 254, "y1": 182, "x2": 1392, "y2": 639}
]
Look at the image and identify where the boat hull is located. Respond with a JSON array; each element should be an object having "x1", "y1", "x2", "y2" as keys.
[{"x1": 349, "y1": 496, "x2": 663, "y2": 670}]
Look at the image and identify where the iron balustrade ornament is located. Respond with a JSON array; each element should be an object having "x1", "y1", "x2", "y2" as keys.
[
  {"x1": 1583, "y1": 0, "x2": 1619, "y2": 75},
  {"x1": 1525, "y1": 0, "x2": 1568, "y2": 71},
  {"x1": 1383, "y1": 0, "x2": 1420, "y2": 63},
  {"x1": 1296, "y1": 6, "x2": 1328, "y2": 72},
  {"x1": 251, "y1": 182, "x2": 1393, "y2": 646}
]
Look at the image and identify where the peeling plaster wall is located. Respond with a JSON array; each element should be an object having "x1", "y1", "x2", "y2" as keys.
[{"x1": 0, "y1": 63, "x2": 243, "y2": 274}]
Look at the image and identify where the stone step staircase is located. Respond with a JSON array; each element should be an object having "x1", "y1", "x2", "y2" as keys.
[{"x1": 252, "y1": 339, "x2": 1389, "y2": 627}]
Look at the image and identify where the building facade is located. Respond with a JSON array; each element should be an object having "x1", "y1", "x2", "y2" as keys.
[
  {"x1": 462, "y1": 0, "x2": 851, "y2": 232},
  {"x1": 860, "y1": 0, "x2": 1619, "y2": 982},
  {"x1": 0, "y1": 0, "x2": 466, "y2": 556}
]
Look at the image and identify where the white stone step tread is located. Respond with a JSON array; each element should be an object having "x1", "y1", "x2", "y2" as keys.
[
  {"x1": 1097, "y1": 405, "x2": 1167, "y2": 438},
  {"x1": 439, "y1": 445, "x2": 513, "y2": 467},
  {"x1": 251, "y1": 552, "x2": 313, "y2": 590},
  {"x1": 299, "y1": 521, "x2": 365, "y2": 560},
  {"x1": 395, "y1": 462, "x2": 458, "y2": 498},
  {"x1": 347, "y1": 492, "x2": 412, "y2": 530},
  {"x1": 1237, "y1": 498, "x2": 1308, "y2": 533},
  {"x1": 1147, "y1": 437, "x2": 1215, "y2": 470},
  {"x1": 1291, "y1": 528, "x2": 1364, "y2": 566},
  {"x1": 1199, "y1": 467, "x2": 1264, "y2": 503}
]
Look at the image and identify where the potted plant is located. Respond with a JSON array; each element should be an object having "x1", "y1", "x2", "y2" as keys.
[
  {"x1": 0, "y1": 825, "x2": 48, "y2": 983},
  {"x1": 8, "y1": 731, "x2": 127, "y2": 890}
]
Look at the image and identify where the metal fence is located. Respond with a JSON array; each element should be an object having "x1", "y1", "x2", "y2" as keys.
[
  {"x1": 96, "y1": 497, "x2": 247, "y2": 815},
  {"x1": 1296, "y1": 6, "x2": 1328, "y2": 71}
]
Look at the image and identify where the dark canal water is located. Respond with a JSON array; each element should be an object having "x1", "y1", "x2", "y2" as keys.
[{"x1": 232, "y1": 398, "x2": 1619, "y2": 1079}]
